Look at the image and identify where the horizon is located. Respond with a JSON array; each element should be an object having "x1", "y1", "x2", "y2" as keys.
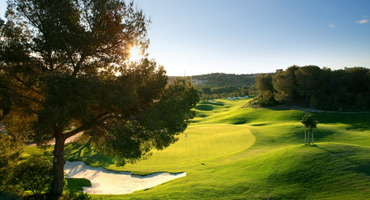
[{"x1": 1, "y1": 0, "x2": 370, "y2": 76}]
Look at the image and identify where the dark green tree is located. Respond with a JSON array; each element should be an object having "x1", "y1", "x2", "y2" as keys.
[
  {"x1": 240, "y1": 85, "x2": 249, "y2": 96},
  {"x1": 0, "y1": 0, "x2": 199, "y2": 198},
  {"x1": 255, "y1": 74, "x2": 277, "y2": 106},
  {"x1": 272, "y1": 66, "x2": 298, "y2": 103},
  {"x1": 295, "y1": 65, "x2": 323, "y2": 107}
]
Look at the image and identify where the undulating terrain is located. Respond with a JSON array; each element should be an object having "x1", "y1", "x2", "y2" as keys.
[{"x1": 27, "y1": 98, "x2": 370, "y2": 199}]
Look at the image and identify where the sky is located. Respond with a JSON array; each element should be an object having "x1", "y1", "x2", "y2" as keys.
[{"x1": 1, "y1": 0, "x2": 370, "y2": 76}]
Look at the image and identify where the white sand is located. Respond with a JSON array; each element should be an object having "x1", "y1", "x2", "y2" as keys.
[{"x1": 64, "y1": 161, "x2": 186, "y2": 194}]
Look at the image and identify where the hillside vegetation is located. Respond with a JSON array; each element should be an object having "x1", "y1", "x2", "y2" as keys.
[
  {"x1": 60, "y1": 98, "x2": 370, "y2": 199},
  {"x1": 253, "y1": 66, "x2": 370, "y2": 110}
]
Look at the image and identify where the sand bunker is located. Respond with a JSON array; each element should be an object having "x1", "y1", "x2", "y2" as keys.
[{"x1": 64, "y1": 161, "x2": 186, "y2": 194}]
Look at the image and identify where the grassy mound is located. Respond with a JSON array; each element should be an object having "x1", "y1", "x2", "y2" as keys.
[{"x1": 65, "y1": 124, "x2": 255, "y2": 174}]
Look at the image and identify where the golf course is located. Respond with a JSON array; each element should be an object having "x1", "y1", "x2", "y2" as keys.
[{"x1": 43, "y1": 98, "x2": 370, "y2": 199}]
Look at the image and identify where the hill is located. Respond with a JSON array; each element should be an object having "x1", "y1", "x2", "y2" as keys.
[{"x1": 169, "y1": 73, "x2": 262, "y2": 87}]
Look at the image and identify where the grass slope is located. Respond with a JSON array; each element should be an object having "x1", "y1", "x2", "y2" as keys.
[{"x1": 27, "y1": 98, "x2": 370, "y2": 199}]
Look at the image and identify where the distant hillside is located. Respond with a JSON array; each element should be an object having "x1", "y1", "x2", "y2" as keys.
[{"x1": 169, "y1": 73, "x2": 265, "y2": 87}]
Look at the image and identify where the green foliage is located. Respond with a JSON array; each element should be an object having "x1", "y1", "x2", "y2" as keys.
[
  {"x1": 0, "y1": 134, "x2": 22, "y2": 192},
  {"x1": 169, "y1": 73, "x2": 257, "y2": 87},
  {"x1": 198, "y1": 85, "x2": 248, "y2": 100},
  {"x1": 253, "y1": 65, "x2": 370, "y2": 110},
  {"x1": 252, "y1": 74, "x2": 278, "y2": 106},
  {"x1": 272, "y1": 66, "x2": 298, "y2": 102},
  {"x1": 13, "y1": 156, "x2": 53, "y2": 196},
  {"x1": 62, "y1": 191, "x2": 91, "y2": 200},
  {"x1": 301, "y1": 114, "x2": 317, "y2": 129}
]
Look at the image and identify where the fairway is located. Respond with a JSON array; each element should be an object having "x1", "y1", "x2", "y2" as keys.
[{"x1": 61, "y1": 99, "x2": 370, "y2": 199}]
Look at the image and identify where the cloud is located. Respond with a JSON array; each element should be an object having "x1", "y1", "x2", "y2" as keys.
[
  {"x1": 356, "y1": 19, "x2": 369, "y2": 24},
  {"x1": 329, "y1": 24, "x2": 336, "y2": 28}
]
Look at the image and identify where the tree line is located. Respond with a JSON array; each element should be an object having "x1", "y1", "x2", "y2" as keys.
[
  {"x1": 199, "y1": 85, "x2": 249, "y2": 100},
  {"x1": 252, "y1": 65, "x2": 370, "y2": 110}
]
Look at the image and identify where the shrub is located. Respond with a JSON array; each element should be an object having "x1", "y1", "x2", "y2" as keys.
[
  {"x1": 62, "y1": 191, "x2": 91, "y2": 200},
  {"x1": 14, "y1": 156, "x2": 53, "y2": 196},
  {"x1": 0, "y1": 134, "x2": 22, "y2": 192}
]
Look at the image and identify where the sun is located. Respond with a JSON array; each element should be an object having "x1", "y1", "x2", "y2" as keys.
[{"x1": 129, "y1": 46, "x2": 143, "y2": 62}]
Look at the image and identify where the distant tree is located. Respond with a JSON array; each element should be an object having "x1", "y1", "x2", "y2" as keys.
[
  {"x1": 255, "y1": 74, "x2": 277, "y2": 106},
  {"x1": 241, "y1": 86, "x2": 249, "y2": 96},
  {"x1": 253, "y1": 65, "x2": 370, "y2": 110},
  {"x1": 0, "y1": 0, "x2": 199, "y2": 198},
  {"x1": 295, "y1": 66, "x2": 323, "y2": 107},
  {"x1": 272, "y1": 66, "x2": 298, "y2": 103},
  {"x1": 202, "y1": 87, "x2": 212, "y2": 95},
  {"x1": 301, "y1": 114, "x2": 317, "y2": 145}
]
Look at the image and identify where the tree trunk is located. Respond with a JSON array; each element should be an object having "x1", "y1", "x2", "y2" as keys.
[
  {"x1": 304, "y1": 127, "x2": 307, "y2": 145},
  {"x1": 307, "y1": 128, "x2": 310, "y2": 145},
  {"x1": 50, "y1": 127, "x2": 66, "y2": 199},
  {"x1": 312, "y1": 128, "x2": 314, "y2": 144}
]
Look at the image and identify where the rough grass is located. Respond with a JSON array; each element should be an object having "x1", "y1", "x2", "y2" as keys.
[{"x1": 25, "y1": 98, "x2": 370, "y2": 199}]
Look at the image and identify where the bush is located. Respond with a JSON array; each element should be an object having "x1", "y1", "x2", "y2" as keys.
[
  {"x1": 13, "y1": 156, "x2": 53, "y2": 196},
  {"x1": 62, "y1": 191, "x2": 91, "y2": 200},
  {"x1": 0, "y1": 134, "x2": 22, "y2": 192}
]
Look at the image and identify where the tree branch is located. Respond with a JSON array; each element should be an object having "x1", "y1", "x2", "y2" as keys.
[
  {"x1": 62, "y1": 125, "x2": 89, "y2": 140},
  {"x1": 0, "y1": 84, "x2": 43, "y2": 104}
]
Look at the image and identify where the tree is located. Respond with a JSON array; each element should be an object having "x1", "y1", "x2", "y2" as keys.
[
  {"x1": 240, "y1": 86, "x2": 248, "y2": 96},
  {"x1": 301, "y1": 114, "x2": 317, "y2": 145},
  {"x1": 255, "y1": 74, "x2": 277, "y2": 106},
  {"x1": 272, "y1": 66, "x2": 298, "y2": 103},
  {"x1": 295, "y1": 66, "x2": 323, "y2": 107},
  {"x1": 0, "y1": 0, "x2": 199, "y2": 198}
]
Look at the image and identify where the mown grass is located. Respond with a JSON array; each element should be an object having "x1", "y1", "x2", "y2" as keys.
[
  {"x1": 65, "y1": 124, "x2": 255, "y2": 174},
  {"x1": 25, "y1": 98, "x2": 370, "y2": 199},
  {"x1": 66, "y1": 178, "x2": 92, "y2": 192}
]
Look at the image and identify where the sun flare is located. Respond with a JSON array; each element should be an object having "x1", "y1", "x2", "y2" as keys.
[{"x1": 129, "y1": 46, "x2": 143, "y2": 62}]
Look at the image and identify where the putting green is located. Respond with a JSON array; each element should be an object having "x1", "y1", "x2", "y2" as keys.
[{"x1": 122, "y1": 124, "x2": 255, "y2": 172}]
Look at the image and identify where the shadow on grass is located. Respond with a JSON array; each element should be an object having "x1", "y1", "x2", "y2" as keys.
[
  {"x1": 316, "y1": 144, "x2": 370, "y2": 176},
  {"x1": 250, "y1": 123, "x2": 268, "y2": 126},
  {"x1": 200, "y1": 101, "x2": 225, "y2": 106},
  {"x1": 266, "y1": 143, "x2": 370, "y2": 199},
  {"x1": 196, "y1": 104, "x2": 214, "y2": 111},
  {"x1": 65, "y1": 142, "x2": 117, "y2": 168},
  {"x1": 313, "y1": 112, "x2": 370, "y2": 128}
]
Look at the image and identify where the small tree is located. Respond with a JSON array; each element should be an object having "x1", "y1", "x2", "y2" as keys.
[{"x1": 301, "y1": 114, "x2": 317, "y2": 145}]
